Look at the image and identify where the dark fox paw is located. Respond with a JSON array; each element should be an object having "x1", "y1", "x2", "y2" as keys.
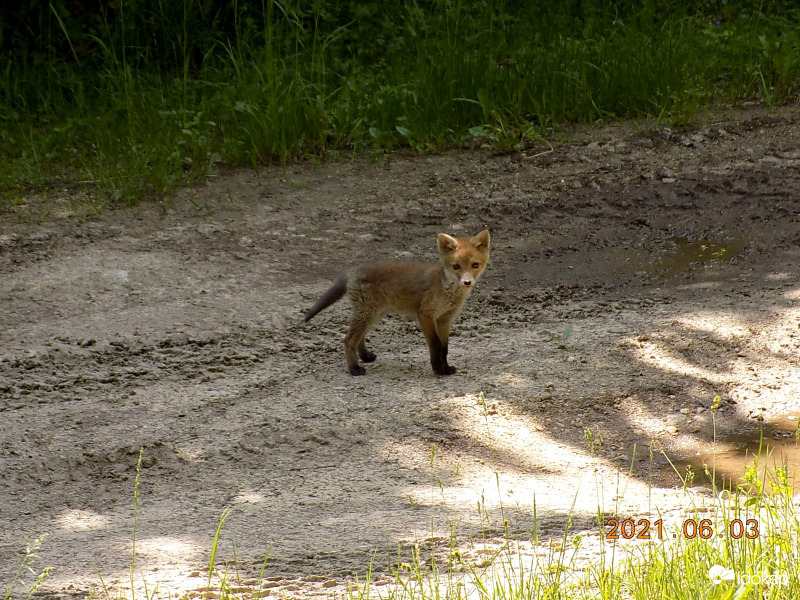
[
  {"x1": 359, "y1": 351, "x2": 377, "y2": 363},
  {"x1": 348, "y1": 364, "x2": 366, "y2": 376},
  {"x1": 434, "y1": 365, "x2": 457, "y2": 376}
]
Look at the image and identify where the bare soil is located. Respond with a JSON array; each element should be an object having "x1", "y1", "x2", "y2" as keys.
[{"x1": 1, "y1": 104, "x2": 799, "y2": 598}]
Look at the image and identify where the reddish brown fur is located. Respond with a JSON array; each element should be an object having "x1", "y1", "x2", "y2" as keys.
[{"x1": 305, "y1": 230, "x2": 490, "y2": 375}]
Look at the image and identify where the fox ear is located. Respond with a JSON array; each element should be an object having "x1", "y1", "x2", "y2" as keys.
[
  {"x1": 471, "y1": 229, "x2": 490, "y2": 251},
  {"x1": 437, "y1": 233, "x2": 458, "y2": 253}
]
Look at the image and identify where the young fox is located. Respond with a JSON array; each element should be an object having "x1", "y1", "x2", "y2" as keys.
[{"x1": 304, "y1": 230, "x2": 491, "y2": 376}]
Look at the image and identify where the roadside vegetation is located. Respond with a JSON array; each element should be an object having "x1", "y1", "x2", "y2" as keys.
[{"x1": 1, "y1": 1, "x2": 799, "y2": 209}]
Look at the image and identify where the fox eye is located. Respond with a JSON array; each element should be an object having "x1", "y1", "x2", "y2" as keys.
[
  {"x1": 452, "y1": 264, "x2": 460, "y2": 270},
  {"x1": 472, "y1": 262, "x2": 480, "y2": 269}
]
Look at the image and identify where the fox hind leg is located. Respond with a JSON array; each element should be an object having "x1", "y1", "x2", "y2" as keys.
[{"x1": 345, "y1": 309, "x2": 379, "y2": 376}]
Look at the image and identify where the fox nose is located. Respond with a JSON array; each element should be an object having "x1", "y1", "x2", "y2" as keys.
[{"x1": 462, "y1": 279, "x2": 472, "y2": 287}]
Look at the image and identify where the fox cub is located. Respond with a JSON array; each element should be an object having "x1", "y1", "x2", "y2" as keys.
[{"x1": 304, "y1": 229, "x2": 490, "y2": 376}]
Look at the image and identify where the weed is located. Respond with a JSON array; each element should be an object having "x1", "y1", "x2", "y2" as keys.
[
  {"x1": 1, "y1": 536, "x2": 51, "y2": 600},
  {"x1": 206, "y1": 508, "x2": 234, "y2": 599}
]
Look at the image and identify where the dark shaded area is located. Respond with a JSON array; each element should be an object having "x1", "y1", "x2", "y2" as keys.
[{"x1": 6, "y1": 1, "x2": 779, "y2": 67}]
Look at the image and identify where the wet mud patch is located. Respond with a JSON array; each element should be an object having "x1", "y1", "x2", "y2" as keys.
[
  {"x1": 1, "y1": 104, "x2": 800, "y2": 596},
  {"x1": 663, "y1": 414, "x2": 800, "y2": 490}
]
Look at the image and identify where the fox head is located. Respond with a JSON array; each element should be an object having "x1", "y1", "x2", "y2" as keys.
[{"x1": 437, "y1": 229, "x2": 491, "y2": 289}]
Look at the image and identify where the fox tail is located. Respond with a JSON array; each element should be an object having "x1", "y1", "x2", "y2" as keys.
[{"x1": 304, "y1": 274, "x2": 347, "y2": 321}]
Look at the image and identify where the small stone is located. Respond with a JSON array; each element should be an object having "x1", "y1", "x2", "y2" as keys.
[{"x1": 665, "y1": 414, "x2": 683, "y2": 427}]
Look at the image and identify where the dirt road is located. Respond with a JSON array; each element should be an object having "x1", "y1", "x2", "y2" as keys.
[{"x1": 1, "y1": 104, "x2": 798, "y2": 597}]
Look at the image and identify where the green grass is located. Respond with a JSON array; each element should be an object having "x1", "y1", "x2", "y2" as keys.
[
  {"x1": 1, "y1": 1, "x2": 799, "y2": 210},
  {"x1": 2, "y1": 536, "x2": 51, "y2": 600}
]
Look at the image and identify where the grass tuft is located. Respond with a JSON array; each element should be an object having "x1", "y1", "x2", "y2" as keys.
[{"x1": 1, "y1": 536, "x2": 51, "y2": 600}]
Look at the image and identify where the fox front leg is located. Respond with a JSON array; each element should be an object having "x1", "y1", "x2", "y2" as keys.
[
  {"x1": 420, "y1": 313, "x2": 456, "y2": 376},
  {"x1": 435, "y1": 313, "x2": 457, "y2": 375}
]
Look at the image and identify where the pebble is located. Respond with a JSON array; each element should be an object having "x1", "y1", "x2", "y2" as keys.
[{"x1": 665, "y1": 414, "x2": 684, "y2": 427}]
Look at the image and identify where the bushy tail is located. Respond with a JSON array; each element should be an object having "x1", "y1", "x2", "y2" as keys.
[{"x1": 304, "y1": 274, "x2": 347, "y2": 321}]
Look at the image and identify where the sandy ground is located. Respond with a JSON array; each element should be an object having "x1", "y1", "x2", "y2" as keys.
[{"x1": 1, "y1": 104, "x2": 799, "y2": 598}]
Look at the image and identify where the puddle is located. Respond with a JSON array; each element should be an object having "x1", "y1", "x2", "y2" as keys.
[
  {"x1": 661, "y1": 416, "x2": 800, "y2": 491},
  {"x1": 650, "y1": 236, "x2": 747, "y2": 279},
  {"x1": 512, "y1": 235, "x2": 746, "y2": 287}
]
